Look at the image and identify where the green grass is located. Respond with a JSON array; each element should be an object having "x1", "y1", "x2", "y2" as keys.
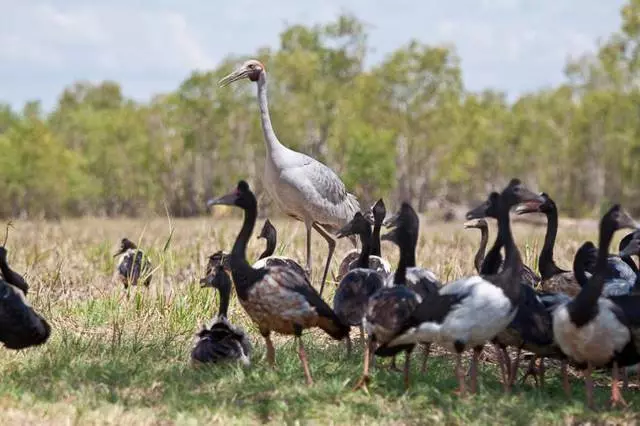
[{"x1": 1, "y1": 216, "x2": 638, "y2": 425}]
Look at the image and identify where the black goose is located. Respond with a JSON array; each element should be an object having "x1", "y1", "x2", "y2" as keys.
[
  {"x1": 192, "y1": 264, "x2": 251, "y2": 366},
  {"x1": 353, "y1": 202, "x2": 424, "y2": 391},
  {"x1": 336, "y1": 199, "x2": 392, "y2": 282},
  {"x1": 333, "y1": 212, "x2": 385, "y2": 353},
  {"x1": 376, "y1": 179, "x2": 544, "y2": 396},
  {"x1": 114, "y1": 238, "x2": 152, "y2": 289},
  {"x1": 552, "y1": 204, "x2": 639, "y2": 409},
  {"x1": 0, "y1": 246, "x2": 28, "y2": 295},
  {"x1": 252, "y1": 219, "x2": 307, "y2": 278},
  {"x1": 207, "y1": 180, "x2": 349, "y2": 385},
  {"x1": 382, "y1": 205, "x2": 441, "y2": 299},
  {"x1": 0, "y1": 247, "x2": 50, "y2": 350}
]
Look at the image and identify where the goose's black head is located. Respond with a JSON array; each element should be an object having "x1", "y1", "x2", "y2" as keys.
[
  {"x1": 515, "y1": 192, "x2": 555, "y2": 215},
  {"x1": 337, "y1": 212, "x2": 371, "y2": 239},
  {"x1": 466, "y1": 192, "x2": 500, "y2": 220},
  {"x1": 574, "y1": 241, "x2": 598, "y2": 273},
  {"x1": 114, "y1": 238, "x2": 137, "y2": 257},
  {"x1": 381, "y1": 202, "x2": 419, "y2": 246},
  {"x1": 206, "y1": 250, "x2": 231, "y2": 273},
  {"x1": 602, "y1": 204, "x2": 638, "y2": 235},
  {"x1": 207, "y1": 180, "x2": 256, "y2": 211},
  {"x1": 500, "y1": 178, "x2": 545, "y2": 210},
  {"x1": 258, "y1": 219, "x2": 276, "y2": 240},
  {"x1": 200, "y1": 265, "x2": 232, "y2": 292}
]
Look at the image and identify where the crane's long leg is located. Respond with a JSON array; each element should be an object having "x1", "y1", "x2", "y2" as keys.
[
  {"x1": 304, "y1": 221, "x2": 313, "y2": 278},
  {"x1": 313, "y1": 223, "x2": 336, "y2": 297}
]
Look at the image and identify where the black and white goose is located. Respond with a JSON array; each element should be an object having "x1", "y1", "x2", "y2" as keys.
[
  {"x1": 0, "y1": 247, "x2": 50, "y2": 350},
  {"x1": 207, "y1": 180, "x2": 349, "y2": 385},
  {"x1": 114, "y1": 238, "x2": 152, "y2": 289},
  {"x1": 252, "y1": 219, "x2": 307, "y2": 278},
  {"x1": 333, "y1": 212, "x2": 385, "y2": 354},
  {"x1": 192, "y1": 264, "x2": 251, "y2": 366},
  {"x1": 375, "y1": 179, "x2": 544, "y2": 396},
  {"x1": 466, "y1": 192, "x2": 563, "y2": 391},
  {"x1": 552, "y1": 204, "x2": 639, "y2": 409},
  {"x1": 336, "y1": 199, "x2": 392, "y2": 282},
  {"x1": 353, "y1": 202, "x2": 425, "y2": 391}
]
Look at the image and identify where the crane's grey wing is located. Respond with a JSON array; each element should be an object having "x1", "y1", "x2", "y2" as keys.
[{"x1": 280, "y1": 160, "x2": 360, "y2": 226}]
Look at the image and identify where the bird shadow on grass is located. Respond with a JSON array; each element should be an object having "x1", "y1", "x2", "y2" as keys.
[{"x1": 2, "y1": 336, "x2": 639, "y2": 424}]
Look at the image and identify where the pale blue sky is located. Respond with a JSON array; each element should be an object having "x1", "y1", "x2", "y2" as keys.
[{"x1": 0, "y1": 0, "x2": 626, "y2": 110}]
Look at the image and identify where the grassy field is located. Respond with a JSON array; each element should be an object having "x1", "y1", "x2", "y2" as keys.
[{"x1": 1, "y1": 214, "x2": 639, "y2": 425}]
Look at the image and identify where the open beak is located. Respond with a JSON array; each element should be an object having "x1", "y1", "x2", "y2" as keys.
[
  {"x1": 463, "y1": 219, "x2": 482, "y2": 229},
  {"x1": 206, "y1": 191, "x2": 238, "y2": 208},
  {"x1": 219, "y1": 67, "x2": 250, "y2": 87},
  {"x1": 514, "y1": 200, "x2": 542, "y2": 215},
  {"x1": 383, "y1": 211, "x2": 400, "y2": 228}
]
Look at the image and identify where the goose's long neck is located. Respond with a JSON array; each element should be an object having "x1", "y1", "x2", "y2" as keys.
[
  {"x1": 481, "y1": 231, "x2": 502, "y2": 275},
  {"x1": 217, "y1": 277, "x2": 231, "y2": 318},
  {"x1": 259, "y1": 231, "x2": 276, "y2": 260},
  {"x1": 356, "y1": 227, "x2": 373, "y2": 269},
  {"x1": 474, "y1": 227, "x2": 488, "y2": 273},
  {"x1": 495, "y1": 200, "x2": 522, "y2": 301},
  {"x1": 257, "y1": 73, "x2": 284, "y2": 156},
  {"x1": 230, "y1": 205, "x2": 257, "y2": 273},
  {"x1": 539, "y1": 208, "x2": 562, "y2": 279},
  {"x1": 393, "y1": 237, "x2": 410, "y2": 286},
  {"x1": 371, "y1": 221, "x2": 382, "y2": 257},
  {"x1": 0, "y1": 257, "x2": 11, "y2": 282},
  {"x1": 572, "y1": 222, "x2": 614, "y2": 312}
]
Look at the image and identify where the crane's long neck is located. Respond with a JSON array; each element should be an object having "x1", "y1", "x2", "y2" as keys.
[
  {"x1": 371, "y1": 220, "x2": 382, "y2": 257},
  {"x1": 473, "y1": 227, "x2": 488, "y2": 273},
  {"x1": 257, "y1": 72, "x2": 284, "y2": 156},
  {"x1": 259, "y1": 231, "x2": 276, "y2": 260},
  {"x1": 539, "y1": 208, "x2": 564, "y2": 279}
]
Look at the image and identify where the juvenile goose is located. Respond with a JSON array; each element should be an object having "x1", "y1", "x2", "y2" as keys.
[
  {"x1": 336, "y1": 199, "x2": 392, "y2": 282},
  {"x1": 252, "y1": 219, "x2": 307, "y2": 278},
  {"x1": 0, "y1": 246, "x2": 29, "y2": 295},
  {"x1": 333, "y1": 212, "x2": 385, "y2": 353},
  {"x1": 552, "y1": 204, "x2": 639, "y2": 409},
  {"x1": 114, "y1": 238, "x2": 152, "y2": 289},
  {"x1": 0, "y1": 248, "x2": 50, "y2": 349},
  {"x1": 207, "y1": 180, "x2": 349, "y2": 385},
  {"x1": 353, "y1": 202, "x2": 424, "y2": 391},
  {"x1": 376, "y1": 179, "x2": 544, "y2": 396},
  {"x1": 464, "y1": 218, "x2": 489, "y2": 274},
  {"x1": 192, "y1": 264, "x2": 251, "y2": 366}
]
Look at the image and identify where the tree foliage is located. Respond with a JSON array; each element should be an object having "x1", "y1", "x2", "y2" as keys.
[{"x1": 3, "y1": 3, "x2": 640, "y2": 218}]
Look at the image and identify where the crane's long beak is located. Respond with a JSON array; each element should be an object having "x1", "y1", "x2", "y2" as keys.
[{"x1": 219, "y1": 67, "x2": 250, "y2": 87}]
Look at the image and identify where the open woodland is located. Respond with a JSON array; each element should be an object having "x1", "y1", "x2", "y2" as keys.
[{"x1": 5, "y1": 0, "x2": 640, "y2": 425}]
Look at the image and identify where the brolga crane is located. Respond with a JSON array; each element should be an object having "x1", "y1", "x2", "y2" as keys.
[{"x1": 219, "y1": 59, "x2": 360, "y2": 296}]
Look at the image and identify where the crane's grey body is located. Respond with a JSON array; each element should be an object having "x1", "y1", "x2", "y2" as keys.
[{"x1": 220, "y1": 59, "x2": 360, "y2": 296}]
